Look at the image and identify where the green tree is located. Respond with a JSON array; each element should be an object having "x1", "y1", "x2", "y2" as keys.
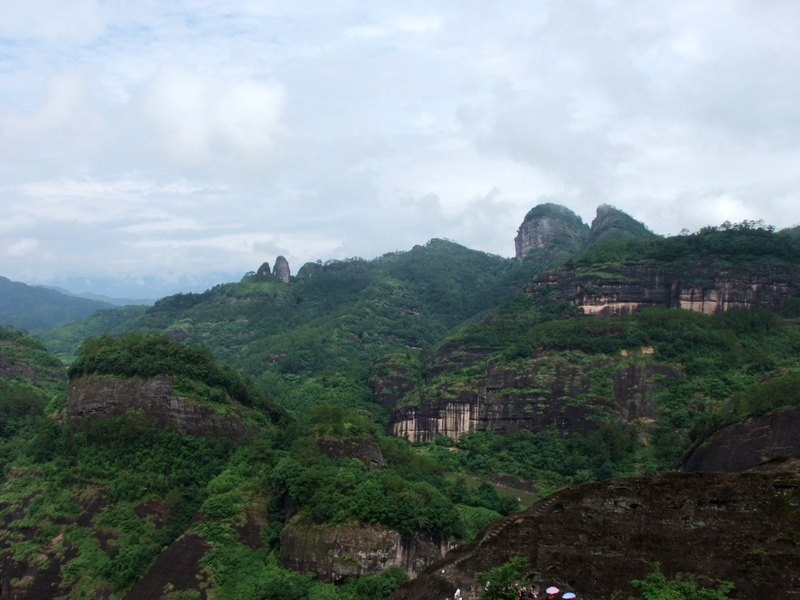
[
  {"x1": 620, "y1": 563, "x2": 735, "y2": 600},
  {"x1": 475, "y1": 556, "x2": 529, "y2": 600}
]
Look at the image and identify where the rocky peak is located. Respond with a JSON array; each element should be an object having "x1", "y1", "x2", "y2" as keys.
[
  {"x1": 588, "y1": 204, "x2": 654, "y2": 245},
  {"x1": 257, "y1": 262, "x2": 271, "y2": 276},
  {"x1": 273, "y1": 255, "x2": 291, "y2": 282},
  {"x1": 514, "y1": 203, "x2": 589, "y2": 262}
]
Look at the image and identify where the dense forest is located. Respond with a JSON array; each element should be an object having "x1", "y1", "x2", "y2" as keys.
[{"x1": 2, "y1": 208, "x2": 800, "y2": 599}]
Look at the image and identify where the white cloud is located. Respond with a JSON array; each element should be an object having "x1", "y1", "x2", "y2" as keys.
[
  {"x1": 2, "y1": 1, "x2": 800, "y2": 297},
  {"x1": 6, "y1": 239, "x2": 38, "y2": 258},
  {"x1": 143, "y1": 65, "x2": 287, "y2": 166}
]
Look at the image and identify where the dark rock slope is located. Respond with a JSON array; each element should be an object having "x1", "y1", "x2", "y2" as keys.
[
  {"x1": 389, "y1": 466, "x2": 800, "y2": 600},
  {"x1": 677, "y1": 405, "x2": 800, "y2": 473}
]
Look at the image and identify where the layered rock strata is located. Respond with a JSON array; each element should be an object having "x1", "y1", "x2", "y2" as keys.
[
  {"x1": 67, "y1": 375, "x2": 246, "y2": 439},
  {"x1": 526, "y1": 261, "x2": 800, "y2": 317},
  {"x1": 388, "y1": 353, "x2": 680, "y2": 443},
  {"x1": 280, "y1": 521, "x2": 456, "y2": 583}
]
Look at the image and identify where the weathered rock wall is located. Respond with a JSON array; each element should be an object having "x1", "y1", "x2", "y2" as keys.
[
  {"x1": 514, "y1": 206, "x2": 589, "y2": 262},
  {"x1": 389, "y1": 469, "x2": 800, "y2": 600},
  {"x1": 67, "y1": 375, "x2": 246, "y2": 439},
  {"x1": 280, "y1": 521, "x2": 456, "y2": 583},
  {"x1": 527, "y1": 261, "x2": 800, "y2": 317},
  {"x1": 388, "y1": 356, "x2": 680, "y2": 443},
  {"x1": 676, "y1": 405, "x2": 800, "y2": 473}
]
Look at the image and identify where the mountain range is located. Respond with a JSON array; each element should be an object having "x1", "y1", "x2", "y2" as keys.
[{"x1": 1, "y1": 204, "x2": 799, "y2": 600}]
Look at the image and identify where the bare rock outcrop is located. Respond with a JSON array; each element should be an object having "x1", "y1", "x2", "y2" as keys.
[
  {"x1": 389, "y1": 469, "x2": 800, "y2": 600},
  {"x1": 526, "y1": 260, "x2": 800, "y2": 317},
  {"x1": 280, "y1": 521, "x2": 456, "y2": 583},
  {"x1": 257, "y1": 262, "x2": 271, "y2": 276},
  {"x1": 273, "y1": 255, "x2": 291, "y2": 282},
  {"x1": 67, "y1": 375, "x2": 246, "y2": 439},
  {"x1": 514, "y1": 204, "x2": 589, "y2": 263},
  {"x1": 388, "y1": 348, "x2": 681, "y2": 443},
  {"x1": 676, "y1": 405, "x2": 800, "y2": 473}
]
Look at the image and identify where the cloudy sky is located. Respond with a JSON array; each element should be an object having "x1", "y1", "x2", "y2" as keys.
[{"x1": 2, "y1": 1, "x2": 799, "y2": 299}]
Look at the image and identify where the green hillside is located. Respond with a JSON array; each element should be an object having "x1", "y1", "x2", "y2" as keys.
[
  {"x1": 6, "y1": 211, "x2": 800, "y2": 598},
  {"x1": 0, "y1": 277, "x2": 114, "y2": 331}
]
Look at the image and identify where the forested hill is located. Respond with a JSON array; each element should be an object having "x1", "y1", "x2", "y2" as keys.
[
  {"x1": 5, "y1": 207, "x2": 800, "y2": 598},
  {"x1": 38, "y1": 239, "x2": 539, "y2": 371},
  {"x1": 0, "y1": 276, "x2": 113, "y2": 331}
]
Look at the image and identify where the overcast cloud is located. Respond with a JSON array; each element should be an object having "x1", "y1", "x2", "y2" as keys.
[{"x1": 1, "y1": 0, "x2": 799, "y2": 298}]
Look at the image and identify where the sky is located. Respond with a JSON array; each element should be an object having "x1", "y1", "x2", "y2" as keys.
[{"x1": 2, "y1": 0, "x2": 800, "y2": 299}]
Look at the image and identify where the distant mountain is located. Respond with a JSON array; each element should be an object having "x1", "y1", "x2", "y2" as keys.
[
  {"x1": 36, "y1": 286, "x2": 155, "y2": 306},
  {"x1": 0, "y1": 276, "x2": 114, "y2": 331}
]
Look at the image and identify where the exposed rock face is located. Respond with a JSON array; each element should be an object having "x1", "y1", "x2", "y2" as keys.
[
  {"x1": 389, "y1": 468, "x2": 800, "y2": 600},
  {"x1": 588, "y1": 203, "x2": 654, "y2": 245},
  {"x1": 67, "y1": 375, "x2": 246, "y2": 439},
  {"x1": 514, "y1": 204, "x2": 589, "y2": 262},
  {"x1": 121, "y1": 534, "x2": 211, "y2": 600},
  {"x1": 526, "y1": 260, "x2": 800, "y2": 317},
  {"x1": 388, "y1": 349, "x2": 681, "y2": 443},
  {"x1": 257, "y1": 261, "x2": 271, "y2": 276},
  {"x1": 316, "y1": 437, "x2": 386, "y2": 470},
  {"x1": 369, "y1": 356, "x2": 420, "y2": 410},
  {"x1": 280, "y1": 521, "x2": 456, "y2": 583},
  {"x1": 676, "y1": 406, "x2": 800, "y2": 473},
  {"x1": 273, "y1": 256, "x2": 291, "y2": 282}
]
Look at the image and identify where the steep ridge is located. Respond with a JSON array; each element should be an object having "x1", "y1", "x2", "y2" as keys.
[{"x1": 389, "y1": 466, "x2": 800, "y2": 600}]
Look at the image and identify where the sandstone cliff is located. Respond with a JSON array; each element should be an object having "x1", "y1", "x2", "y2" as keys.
[
  {"x1": 280, "y1": 521, "x2": 456, "y2": 583},
  {"x1": 514, "y1": 204, "x2": 589, "y2": 263},
  {"x1": 389, "y1": 467, "x2": 800, "y2": 600},
  {"x1": 526, "y1": 260, "x2": 800, "y2": 317},
  {"x1": 67, "y1": 375, "x2": 246, "y2": 439},
  {"x1": 274, "y1": 255, "x2": 291, "y2": 282},
  {"x1": 387, "y1": 345, "x2": 681, "y2": 443}
]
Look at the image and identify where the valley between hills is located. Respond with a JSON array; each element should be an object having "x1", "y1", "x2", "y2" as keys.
[{"x1": 2, "y1": 203, "x2": 800, "y2": 599}]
